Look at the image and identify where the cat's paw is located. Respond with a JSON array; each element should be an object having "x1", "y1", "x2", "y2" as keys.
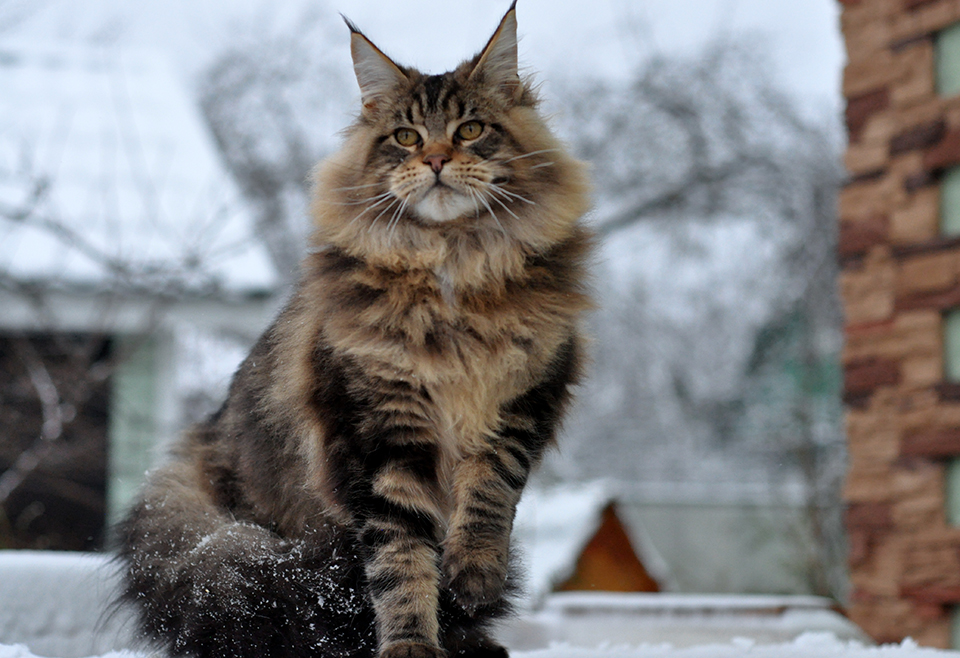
[
  {"x1": 441, "y1": 561, "x2": 506, "y2": 616},
  {"x1": 379, "y1": 642, "x2": 447, "y2": 658}
]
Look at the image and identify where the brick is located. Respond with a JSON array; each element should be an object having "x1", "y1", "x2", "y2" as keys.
[
  {"x1": 846, "y1": 142, "x2": 891, "y2": 174},
  {"x1": 845, "y1": 52, "x2": 901, "y2": 98},
  {"x1": 841, "y1": 255, "x2": 897, "y2": 324},
  {"x1": 840, "y1": 176, "x2": 896, "y2": 221},
  {"x1": 896, "y1": 251, "x2": 958, "y2": 296},
  {"x1": 902, "y1": 584, "x2": 960, "y2": 603},
  {"x1": 902, "y1": 539, "x2": 960, "y2": 585},
  {"x1": 903, "y1": 0, "x2": 938, "y2": 11},
  {"x1": 849, "y1": 598, "x2": 919, "y2": 644},
  {"x1": 915, "y1": 620, "x2": 952, "y2": 650},
  {"x1": 903, "y1": 0, "x2": 938, "y2": 10},
  {"x1": 901, "y1": 354, "x2": 943, "y2": 387},
  {"x1": 937, "y1": 382, "x2": 960, "y2": 401},
  {"x1": 846, "y1": 468, "x2": 897, "y2": 502},
  {"x1": 847, "y1": 88, "x2": 891, "y2": 142},
  {"x1": 889, "y1": 186, "x2": 940, "y2": 244},
  {"x1": 908, "y1": 1, "x2": 960, "y2": 34},
  {"x1": 898, "y1": 283, "x2": 960, "y2": 310},
  {"x1": 890, "y1": 118, "x2": 946, "y2": 154},
  {"x1": 847, "y1": 20, "x2": 895, "y2": 64},
  {"x1": 923, "y1": 129, "x2": 960, "y2": 172},
  {"x1": 846, "y1": 357, "x2": 902, "y2": 396},
  {"x1": 894, "y1": 490, "x2": 947, "y2": 530},
  {"x1": 890, "y1": 42, "x2": 935, "y2": 107},
  {"x1": 840, "y1": 215, "x2": 890, "y2": 258},
  {"x1": 847, "y1": 501, "x2": 895, "y2": 528},
  {"x1": 902, "y1": 428, "x2": 960, "y2": 456},
  {"x1": 845, "y1": 312, "x2": 940, "y2": 366}
]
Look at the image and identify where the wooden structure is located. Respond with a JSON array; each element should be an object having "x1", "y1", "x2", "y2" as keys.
[{"x1": 557, "y1": 503, "x2": 660, "y2": 593}]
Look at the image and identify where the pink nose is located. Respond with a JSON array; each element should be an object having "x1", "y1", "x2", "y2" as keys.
[{"x1": 423, "y1": 153, "x2": 451, "y2": 173}]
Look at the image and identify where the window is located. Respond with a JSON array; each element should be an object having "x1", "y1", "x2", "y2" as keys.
[
  {"x1": 937, "y1": 22, "x2": 960, "y2": 97},
  {"x1": 942, "y1": 167, "x2": 960, "y2": 236}
]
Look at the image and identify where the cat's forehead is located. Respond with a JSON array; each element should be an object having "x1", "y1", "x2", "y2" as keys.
[{"x1": 391, "y1": 68, "x2": 499, "y2": 129}]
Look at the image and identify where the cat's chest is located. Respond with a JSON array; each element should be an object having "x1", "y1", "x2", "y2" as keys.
[{"x1": 327, "y1": 267, "x2": 559, "y2": 442}]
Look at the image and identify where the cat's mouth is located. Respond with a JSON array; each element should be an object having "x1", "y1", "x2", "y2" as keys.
[{"x1": 413, "y1": 184, "x2": 475, "y2": 223}]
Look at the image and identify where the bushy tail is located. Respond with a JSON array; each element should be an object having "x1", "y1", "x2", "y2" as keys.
[{"x1": 115, "y1": 460, "x2": 376, "y2": 658}]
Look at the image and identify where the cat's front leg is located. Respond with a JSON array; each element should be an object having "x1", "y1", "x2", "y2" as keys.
[
  {"x1": 441, "y1": 441, "x2": 525, "y2": 615},
  {"x1": 441, "y1": 337, "x2": 580, "y2": 616},
  {"x1": 328, "y1": 382, "x2": 449, "y2": 658},
  {"x1": 356, "y1": 443, "x2": 449, "y2": 658}
]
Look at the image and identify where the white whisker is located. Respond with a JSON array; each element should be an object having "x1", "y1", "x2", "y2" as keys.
[
  {"x1": 387, "y1": 198, "x2": 409, "y2": 237},
  {"x1": 467, "y1": 188, "x2": 482, "y2": 218},
  {"x1": 477, "y1": 192, "x2": 507, "y2": 235},
  {"x1": 367, "y1": 197, "x2": 401, "y2": 232},
  {"x1": 501, "y1": 149, "x2": 560, "y2": 164},
  {"x1": 331, "y1": 182, "x2": 384, "y2": 192},
  {"x1": 489, "y1": 194, "x2": 520, "y2": 221},
  {"x1": 528, "y1": 162, "x2": 555, "y2": 170},
  {"x1": 329, "y1": 192, "x2": 393, "y2": 207},
  {"x1": 489, "y1": 185, "x2": 536, "y2": 206},
  {"x1": 349, "y1": 194, "x2": 395, "y2": 226}
]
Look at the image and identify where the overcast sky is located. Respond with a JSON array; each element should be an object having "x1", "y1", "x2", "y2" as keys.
[{"x1": 4, "y1": 0, "x2": 844, "y2": 116}]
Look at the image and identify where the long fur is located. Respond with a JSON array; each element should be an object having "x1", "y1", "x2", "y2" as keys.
[{"x1": 117, "y1": 5, "x2": 592, "y2": 658}]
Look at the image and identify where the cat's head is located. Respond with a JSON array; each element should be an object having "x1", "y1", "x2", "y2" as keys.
[{"x1": 313, "y1": 2, "x2": 589, "y2": 267}]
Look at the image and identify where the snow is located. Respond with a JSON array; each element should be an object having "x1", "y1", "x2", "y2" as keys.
[
  {"x1": 1, "y1": 551, "x2": 959, "y2": 658},
  {"x1": 1, "y1": 635, "x2": 960, "y2": 658},
  {"x1": 0, "y1": 40, "x2": 277, "y2": 295},
  {"x1": 0, "y1": 552, "x2": 134, "y2": 658}
]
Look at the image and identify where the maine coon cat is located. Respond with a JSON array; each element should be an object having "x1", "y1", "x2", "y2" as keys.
[{"x1": 117, "y1": 4, "x2": 592, "y2": 658}]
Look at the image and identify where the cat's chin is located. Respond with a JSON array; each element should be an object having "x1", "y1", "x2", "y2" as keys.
[{"x1": 413, "y1": 189, "x2": 478, "y2": 224}]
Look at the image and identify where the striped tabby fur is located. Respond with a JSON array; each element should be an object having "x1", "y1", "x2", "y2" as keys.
[{"x1": 117, "y1": 4, "x2": 592, "y2": 658}]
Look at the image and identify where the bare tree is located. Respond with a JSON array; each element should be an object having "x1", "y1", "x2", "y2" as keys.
[
  {"x1": 539, "y1": 39, "x2": 846, "y2": 598},
  {"x1": 198, "y1": 4, "x2": 352, "y2": 282}
]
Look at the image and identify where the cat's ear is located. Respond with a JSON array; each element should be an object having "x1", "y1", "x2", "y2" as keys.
[
  {"x1": 470, "y1": 1, "x2": 521, "y2": 101},
  {"x1": 343, "y1": 16, "x2": 408, "y2": 113}
]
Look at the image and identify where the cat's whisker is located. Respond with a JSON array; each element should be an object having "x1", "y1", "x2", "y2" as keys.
[
  {"x1": 330, "y1": 192, "x2": 393, "y2": 207},
  {"x1": 388, "y1": 198, "x2": 409, "y2": 238},
  {"x1": 467, "y1": 188, "x2": 483, "y2": 218},
  {"x1": 367, "y1": 197, "x2": 401, "y2": 232},
  {"x1": 488, "y1": 194, "x2": 520, "y2": 222},
  {"x1": 477, "y1": 192, "x2": 507, "y2": 235},
  {"x1": 528, "y1": 162, "x2": 555, "y2": 170},
  {"x1": 489, "y1": 185, "x2": 536, "y2": 206},
  {"x1": 500, "y1": 149, "x2": 560, "y2": 164},
  {"x1": 330, "y1": 182, "x2": 384, "y2": 192},
  {"x1": 348, "y1": 194, "x2": 395, "y2": 226}
]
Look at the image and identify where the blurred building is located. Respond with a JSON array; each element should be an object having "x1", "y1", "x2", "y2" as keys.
[
  {"x1": 0, "y1": 41, "x2": 278, "y2": 549},
  {"x1": 838, "y1": 0, "x2": 960, "y2": 648}
]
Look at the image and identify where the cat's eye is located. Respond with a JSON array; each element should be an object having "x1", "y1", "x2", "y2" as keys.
[
  {"x1": 456, "y1": 121, "x2": 484, "y2": 141},
  {"x1": 395, "y1": 128, "x2": 421, "y2": 147}
]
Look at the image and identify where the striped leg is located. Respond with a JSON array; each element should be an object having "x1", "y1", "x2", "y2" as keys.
[
  {"x1": 332, "y1": 376, "x2": 449, "y2": 658},
  {"x1": 441, "y1": 432, "x2": 528, "y2": 615},
  {"x1": 441, "y1": 337, "x2": 580, "y2": 616}
]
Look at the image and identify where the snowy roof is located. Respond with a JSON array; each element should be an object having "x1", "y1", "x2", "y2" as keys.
[
  {"x1": 0, "y1": 40, "x2": 277, "y2": 295},
  {"x1": 513, "y1": 483, "x2": 673, "y2": 603}
]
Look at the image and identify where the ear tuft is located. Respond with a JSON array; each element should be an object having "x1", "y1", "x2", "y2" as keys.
[
  {"x1": 470, "y1": 3, "x2": 520, "y2": 99},
  {"x1": 344, "y1": 17, "x2": 408, "y2": 112}
]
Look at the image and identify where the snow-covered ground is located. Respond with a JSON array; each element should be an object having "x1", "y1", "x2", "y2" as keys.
[
  {"x1": 2, "y1": 551, "x2": 960, "y2": 658},
  {"x1": 2, "y1": 636, "x2": 960, "y2": 658}
]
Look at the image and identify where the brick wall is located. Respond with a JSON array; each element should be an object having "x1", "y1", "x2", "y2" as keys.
[{"x1": 840, "y1": 0, "x2": 960, "y2": 648}]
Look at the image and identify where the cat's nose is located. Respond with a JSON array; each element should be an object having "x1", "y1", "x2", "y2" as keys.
[{"x1": 423, "y1": 153, "x2": 451, "y2": 173}]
